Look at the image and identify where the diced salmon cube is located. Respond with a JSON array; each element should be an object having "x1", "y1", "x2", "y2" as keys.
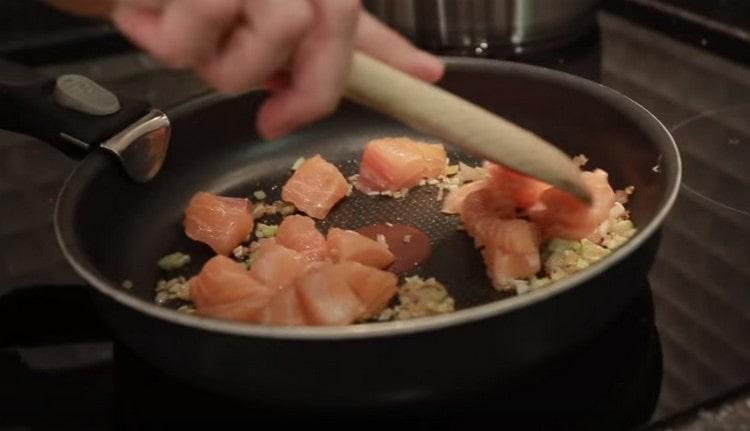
[
  {"x1": 473, "y1": 218, "x2": 542, "y2": 289},
  {"x1": 249, "y1": 239, "x2": 307, "y2": 290},
  {"x1": 196, "y1": 290, "x2": 276, "y2": 322},
  {"x1": 184, "y1": 192, "x2": 253, "y2": 255},
  {"x1": 258, "y1": 286, "x2": 309, "y2": 326},
  {"x1": 186, "y1": 276, "x2": 205, "y2": 305},
  {"x1": 295, "y1": 264, "x2": 365, "y2": 326},
  {"x1": 441, "y1": 179, "x2": 488, "y2": 214},
  {"x1": 281, "y1": 155, "x2": 349, "y2": 219},
  {"x1": 485, "y1": 162, "x2": 550, "y2": 209},
  {"x1": 459, "y1": 187, "x2": 516, "y2": 239},
  {"x1": 472, "y1": 218, "x2": 541, "y2": 255},
  {"x1": 189, "y1": 255, "x2": 273, "y2": 308},
  {"x1": 336, "y1": 261, "x2": 398, "y2": 320},
  {"x1": 418, "y1": 142, "x2": 449, "y2": 179},
  {"x1": 356, "y1": 137, "x2": 447, "y2": 192},
  {"x1": 275, "y1": 215, "x2": 327, "y2": 262},
  {"x1": 482, "y1": 248, "x2": 542, "y2": 289},
  {"x1": 326, "y1": 228, "x2": 394, "y2": 269},
  {"x1": 530, "y1": 169, "x2": 616, "y2": 240}
]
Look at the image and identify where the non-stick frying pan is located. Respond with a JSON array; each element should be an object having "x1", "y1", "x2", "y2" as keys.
[{"x1": 1, "y1": 57, "x2": 680, "y2": 409}]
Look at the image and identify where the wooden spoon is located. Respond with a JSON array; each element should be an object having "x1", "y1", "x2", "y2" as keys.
[{"x1": 344, "y1": 52, "x2": 592, "y2": 204}]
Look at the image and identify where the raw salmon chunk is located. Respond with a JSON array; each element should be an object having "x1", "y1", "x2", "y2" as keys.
[
  {"x1": 295, "y1": 264, "x2": 366, "y2": 326},
  {"x1": 258, "y1": 286, "x2": 309, "y2": 326},
  {"x1": 459, "y1": 188, "x2": 516, "y2": 240},
  {"x1": 485, "y1": 162, "x2": 550, "y2": 209},
  {"x1": 473, "y1": 218, "x2": 542, "y2": 289},
  {"x1": 482, "y1": 248, "x2": 542, "y2": 289},
  {"x1": 196, "y1": 291, "x2": 276, "y2": 322},
  {"x1": 189, "y1": 255, "x2": 273, "y2": 308},
  {"x1": 441, "y1": 179, "x2": 488, "y2": 214},
  {"x1": 530, "y1": 169, "x2": 616, "y2": 240},
  {"x1": 473, "y1": 218, "x2": 541, "y2": 256},
  {"x1": 356, "y1": 137, "x2": 447, "y2": 192},
  {"x1": 189, "y1": 256, "x2": 275, "y2": 321},
  {"x1": 281, "y1": 155, "x2": 349, "y2": 219},
  {"x1": 249, "y1": 239, "x2": 307, "y2": 290},
  {"x1": 326, "y1": 228, "x2": 395, "y2": 269},
  {"x1": 337, "y1": 261, "x2": 398, "y2": 320},
  {"x1": 184, "y1": 192, "x2": 253, "y2": 255},
  {"x1": 418, "y1": 143, "x2": 449, "y2": 178},
  {"x1": 275, "y1": 215, "x2": 327, "y2": 262}
]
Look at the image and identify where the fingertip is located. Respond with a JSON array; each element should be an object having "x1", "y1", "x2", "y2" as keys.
[
  {"x1": 256, "y1": 97, "x2": 292, "y2": 140},
  {"x1": 256, "y1": 87, "x2": 340, "y2": 140},
  {"x1": 414, "y1": 51, "x2": 445, "y2": 82}
]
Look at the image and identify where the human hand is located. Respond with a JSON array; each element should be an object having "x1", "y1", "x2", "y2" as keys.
[{"x1": 106, "y1": 0, "x2": 444, "y2": 139}]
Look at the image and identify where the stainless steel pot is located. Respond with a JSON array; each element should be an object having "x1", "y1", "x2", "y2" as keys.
[{"x1": 365, "y1": 0, "x2": 603, "y2": 53}]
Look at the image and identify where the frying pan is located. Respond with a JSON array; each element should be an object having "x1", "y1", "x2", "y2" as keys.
[{"x1": 0, "y1": 57, "x2": 680, "y2": 409}]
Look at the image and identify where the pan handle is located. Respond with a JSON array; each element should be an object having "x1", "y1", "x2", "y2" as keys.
[
  {"x1": 0, "y1": 285, "x2": 109, "y2": 347},
  {"x1": 0, "y1": 57, "x2": 151, "y2": 158},
  {"x1": 0, "y1": 59, "x2": 149, "y2": 157},
  {"x1": 0, "y1": 57, "x2": 172, "y2": 183}
]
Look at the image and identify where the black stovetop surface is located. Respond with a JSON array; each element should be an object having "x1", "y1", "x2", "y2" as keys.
[{"x1": 1, "y1": 1, "x2": 749, "y2": 429}]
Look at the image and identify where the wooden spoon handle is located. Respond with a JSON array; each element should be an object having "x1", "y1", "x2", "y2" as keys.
[{"x1": 344, "y1": 51, "x2": 591, "y2": 204}]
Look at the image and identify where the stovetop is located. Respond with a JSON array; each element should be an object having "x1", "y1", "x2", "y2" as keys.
[
  {"x1": 118, "y1": 281, "x2": 662, "y2": 430},
  {"x1": 1, "y1": 280, "x2": 661, "y2": 429},
  {"x1": 1, "y1": 1, "x2": 749, "y2": 429}
]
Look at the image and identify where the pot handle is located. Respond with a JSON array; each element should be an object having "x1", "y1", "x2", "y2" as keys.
[{"x1": 0, "y1": 284, "x2": 109, "y2": 347}]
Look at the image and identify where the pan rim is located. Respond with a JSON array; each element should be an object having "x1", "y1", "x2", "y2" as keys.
[{"x1": 54, "y1": 57, "x2": 682, "y2": 340}]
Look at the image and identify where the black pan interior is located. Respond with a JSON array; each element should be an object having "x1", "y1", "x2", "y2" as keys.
[{"x1": 60, "y1": 60, "x2": 675, "y2": 313}]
